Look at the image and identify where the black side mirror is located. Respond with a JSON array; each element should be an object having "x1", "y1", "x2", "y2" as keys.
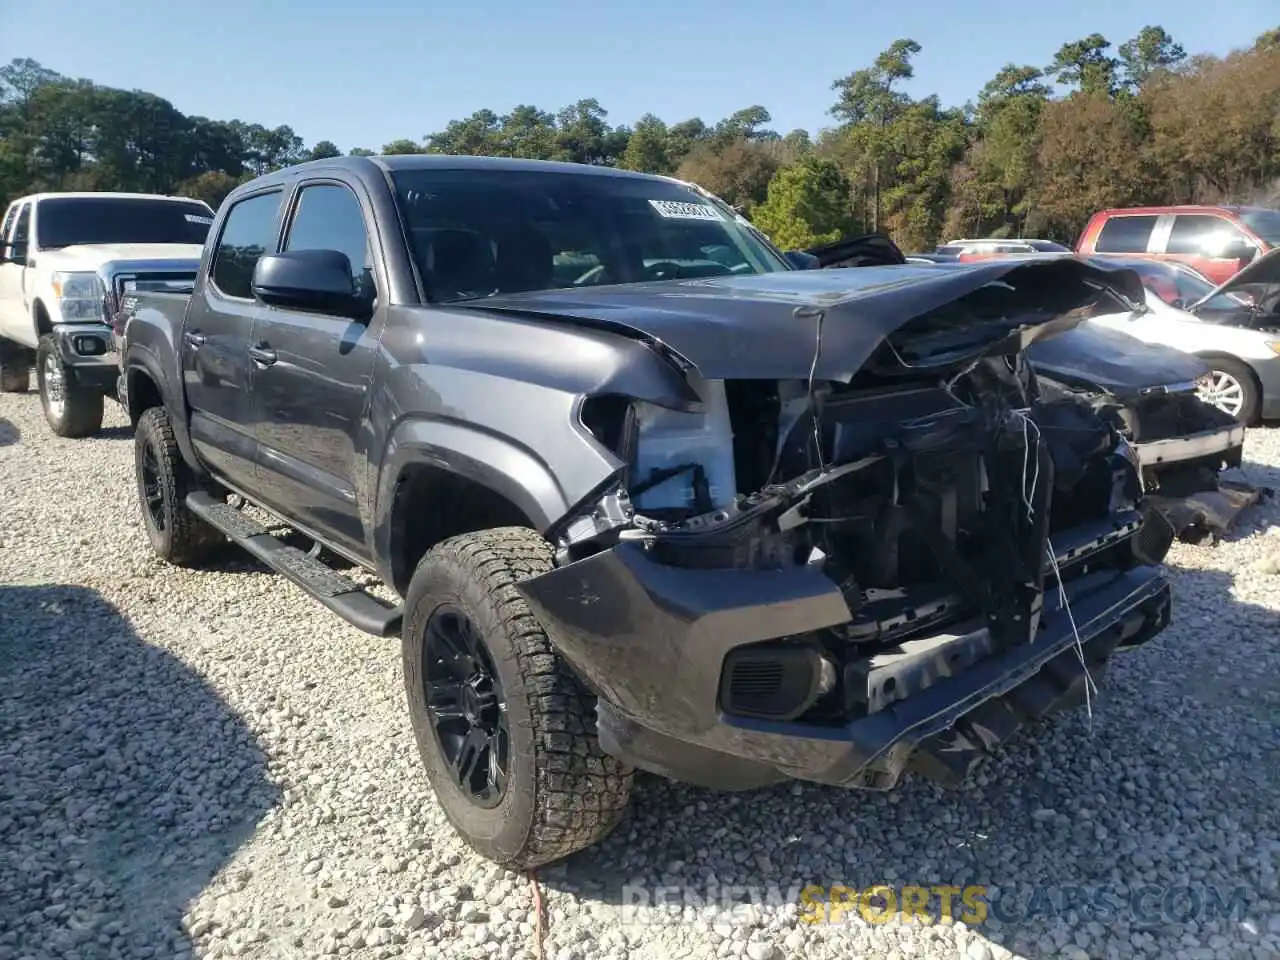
[
  {"x1": 784, "y1": 250, "x2": 821, "y2": 270},
  {"x1": 251, "y1": 249, "x2": 368, "y2": 319},
  {"x1": 1221, "y1": 240, "x2": 1256, "y2": 264}
]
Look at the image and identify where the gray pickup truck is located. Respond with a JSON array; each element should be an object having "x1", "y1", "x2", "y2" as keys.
[{"x1": 118, "y1": 155, "x2": 1175, "y2": 868}]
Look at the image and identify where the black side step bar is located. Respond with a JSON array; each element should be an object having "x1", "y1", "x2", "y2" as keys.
[{"x1": 186, "y1": 491, "x2": 403, "y2": 637}]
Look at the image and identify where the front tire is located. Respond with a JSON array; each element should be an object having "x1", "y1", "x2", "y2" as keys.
[
  {"x1": 402, "y1": 527, "x2": 633, "y2": 869},
  {"x1": 0, "y1": 339, "x2": 30, "y2": 393},
  {"x1": 134, "y1": 406, "x2": 224, "y2": 566},
  {"x1": 1195, "y1": 357, "x2": 1260, "y2": 425},
  {"x1": 36, "y1": 335, "x2": 104, "y2": 437}
]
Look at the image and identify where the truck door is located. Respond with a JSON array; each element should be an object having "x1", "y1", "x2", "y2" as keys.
[
  {"x1": 247, "y1": 180, "x2": 382, "y2": 560},
  {"x1": 182, "y1": 188, "x2": 284, "y2": 488},
  {"x1": 0, "y1": 203, "x2": 32, "y2": 343}
]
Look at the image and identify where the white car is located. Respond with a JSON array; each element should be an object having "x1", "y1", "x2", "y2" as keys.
[
  {"x1": 0, "y1": 192, "x2": 213, "y2": 436},
  {"x1": 1082, "y1": 252, "x2": 1280, "y2": 424}
]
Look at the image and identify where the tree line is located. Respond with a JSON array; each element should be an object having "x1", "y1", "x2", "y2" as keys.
[{"x1": 2, "y1": 24, "x2": 1277, "y2": 252}]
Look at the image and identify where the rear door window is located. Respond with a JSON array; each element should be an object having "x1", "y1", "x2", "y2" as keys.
[
  {"x1": 1094, "y1": 215, "x2": 1158, "y2": 253},
  {"x1": 1166, "y1": 214, "x2": 1254, "y2": 257},
  {"x1": 210, "y1": 191, "x2": 283, "y2": 299}
]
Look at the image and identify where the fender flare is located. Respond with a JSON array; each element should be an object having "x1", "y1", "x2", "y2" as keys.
[
  {"x1": 124, "y1": 346, "x2": 201, "y2": 471},
  {"x1": 372, "y1": 417, "x2": 575, "y2": 582}
]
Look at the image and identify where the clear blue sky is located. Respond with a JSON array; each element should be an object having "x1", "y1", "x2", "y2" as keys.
[{"x1": 2, "y1": 0, "x2": 1274, "y2": 152}]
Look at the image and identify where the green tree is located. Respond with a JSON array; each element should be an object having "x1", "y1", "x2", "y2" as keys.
[
  {"x1": 828, "y1": 38, "x2": 923, "y2": 230},
  {"x1": 830, "y1": 39, "x2": 920, "y2": 125},
  {"x1": 176, "y1": 171, "x2": 241, "y2": 208},
  {"x1": 618, "y1": 113, "x2": 672, "y2": 173},
  {"x1": 1046, "y1": 34, "x2": 1119, "y2": 97},
  {"x1": 1035, "y1": 92, "x2": 1156, "y2": 235},
  {"x1": 496, "y1": 105, "x2": 560, "y2": 159},
  {"x1": 666, "y1": 118, "x2": 709, "y2": 165},
  {"x1": 947, "y1": 64, "x2": 1051, "y2": 238},
  {"x1": 426, "y1": 109, "x2": 503, "y2": 155},
  {"x1": 1118, "y1": 26, "x2": 1186, "y2": 89},
  {"x1": 381, "y1": 138, "x2": 424, "y2": 155},
  {"x1": 675, "y1": 138, "x2": 784, "y2": 211},
  {"x1": 0, "y1": 58, "x2": 61, "y2": 108},
  {"x1": 880, "y1": 99, "x2": 968, "y2": 251},
  {"x1": 752, "y1": 158, "x2": 854, "y2": 250},
  {"x1": 782, "y1": 129, "x2": 813, "y2": 155},
  {"x1": 712, "y1": 105, "x2": 776, "y2": 144},
  {"x1": 307, "y1": 140, "x2": 342, "y2": 160}
]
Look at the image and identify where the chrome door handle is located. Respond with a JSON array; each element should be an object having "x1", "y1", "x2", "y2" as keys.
[{"x1": 248, "y1": 344, "x2": 277, "y2": 366}]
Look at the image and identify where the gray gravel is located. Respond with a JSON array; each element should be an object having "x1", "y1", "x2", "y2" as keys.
[{"x1": 1, "y1": 392, "x2": 1277, "y2": 960}]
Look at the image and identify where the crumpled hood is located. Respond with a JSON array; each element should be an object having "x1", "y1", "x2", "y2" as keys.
[
  {"x1": 1027, "y1": 321, "x2": 1209, "y2": 398},
  {"x1": 37, "y1": 243, "x2": 206, "y2": 271},
  {"x1": 457, "y1": 257, "x2": 1146, "y2": 381}
]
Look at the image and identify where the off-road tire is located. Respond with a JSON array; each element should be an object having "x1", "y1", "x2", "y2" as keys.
[
  {"x1": 36, "y1": 334, "x2": 104, "y2": 438},
  {"x1": 134, "y1": 406, "x2": 224, "y2": 566},
  {"x1": 0, "y1": 340, "x2": 30, "y2": 393},
  {"x1": 402, "y1": 527, "x2": 633, "y2": 868}
]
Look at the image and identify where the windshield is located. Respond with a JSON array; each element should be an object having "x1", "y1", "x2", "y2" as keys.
[
  {"x1": 389, "y1": 168, "x2": 790, "y2": 302},
  {"x1": 1237, "y1": 208, "x2": 1280, "y2": 246},
  {"x1": 36, "y1": 197, "x2": 214, "y2": 249}
]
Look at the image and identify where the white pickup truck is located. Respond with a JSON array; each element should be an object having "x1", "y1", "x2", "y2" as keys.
[{"x1": 0, "y1": 192, "x2": 214, "y2": 436}]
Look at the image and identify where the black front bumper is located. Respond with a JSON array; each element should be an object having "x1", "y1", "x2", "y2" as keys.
[
  {"x1": 517, "y1": 542, "x2": 1172, "y2": 791},
  {"x1": 49, "y1": 324, "x2": 118, "y2": 393}
]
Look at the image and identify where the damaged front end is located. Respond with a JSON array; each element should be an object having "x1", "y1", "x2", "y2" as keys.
[
  {"x1": 515, "y1": 262, "x2": 1175, "y2": 792},
  {"x1": 1031, "y1": 374, "x2": 1250, "y2": 542}
]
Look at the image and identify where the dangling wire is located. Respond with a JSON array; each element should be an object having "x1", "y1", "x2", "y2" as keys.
[
  {"x1": 1011, "y1": 405, "x2": 1097, "y2": 724},
  {"x1": 1045, "y1": 540, "x2": 1098, "y2": 725},
  {"x1": 799, "y1": 306, "x2": 828, "y2": 474}
]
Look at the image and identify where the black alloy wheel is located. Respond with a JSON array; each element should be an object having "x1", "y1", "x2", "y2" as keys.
[
  {"x1": 140, "y1": 439, "x2": 167, "y2": 533},
  {"x1": 421, "y1": 604, "x2": 509, "y2": 808}
]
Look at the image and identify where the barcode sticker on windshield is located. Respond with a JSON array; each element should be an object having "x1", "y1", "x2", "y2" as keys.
[
  {"x1": 184, "y1": 214, "x2": 213, "y2": 225},
  {"x1": 648, "y1": 200, "x2": 724, "y2": 221}
]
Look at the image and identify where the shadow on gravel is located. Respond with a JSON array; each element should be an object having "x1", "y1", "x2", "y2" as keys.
[
  {"x1": 95, "y1": 425, "x2": 136, "y2": 441},
  {"x1": 0, "y1": 417, "x2": 17, "y2": 447},
  {"x1": 0, "y1": 585, "x2": 280, "y2": 957},
  {"x1": 539, "y1": 566, "x2": 1278, "y2": 959}
]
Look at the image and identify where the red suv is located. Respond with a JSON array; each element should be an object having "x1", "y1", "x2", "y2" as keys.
[{"x1": 1076, "y1": 205, "x2": 1280, "y2": 285}]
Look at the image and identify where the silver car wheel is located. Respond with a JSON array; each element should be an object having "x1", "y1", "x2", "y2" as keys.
[
  {"x1": 43, "y1": 352, "x2": 66, "y2": 421},
  {"x1": 1195, "y1": 371, "x2": 1245, "y2": 419}
]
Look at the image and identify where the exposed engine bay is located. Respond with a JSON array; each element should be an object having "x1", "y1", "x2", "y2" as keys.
[{"x1": 554, "y1": 282, "x2": 1171, "y2": 731}]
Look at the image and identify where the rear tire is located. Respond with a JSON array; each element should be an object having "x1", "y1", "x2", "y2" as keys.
[
  {"x1": 0, "y1": 339, "x2": 30, "y2": 393},
  {"x1": 402, "y1": 527, "x2": 633, "y2": 868},
  {"x1": 36, "y1": 335, "x2": 104, "y2": 437},
  {"x1": 134, "y1": 406, "x2": 224, "y2": 566}
]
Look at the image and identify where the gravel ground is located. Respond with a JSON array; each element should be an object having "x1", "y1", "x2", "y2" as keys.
[{"x1": 1, "y1": 392, "x2": 1277, "y2": 960}]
